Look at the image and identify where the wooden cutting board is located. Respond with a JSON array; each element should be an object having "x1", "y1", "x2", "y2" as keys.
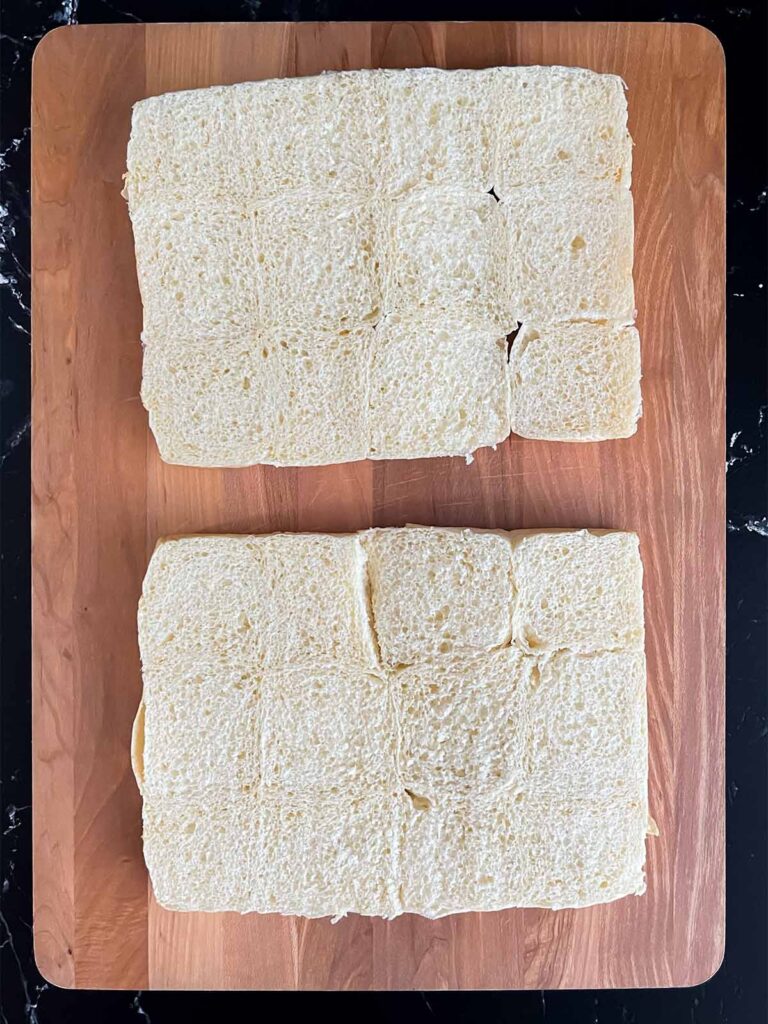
[{"x1": 31, "y1": 21, "x2": 725, "y2": 991}]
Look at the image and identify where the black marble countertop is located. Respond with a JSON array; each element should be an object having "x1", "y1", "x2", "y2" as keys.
[{"x1": 1, "y1": 1, "x2": 766, "y2": 1021}]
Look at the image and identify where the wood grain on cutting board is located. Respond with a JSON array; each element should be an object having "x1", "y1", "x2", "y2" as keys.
[{"x1": 31, "y1": 21, "x2": 725, "y2": 990}]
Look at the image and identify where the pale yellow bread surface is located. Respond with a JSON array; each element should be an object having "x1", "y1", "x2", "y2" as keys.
[
  {"x1": 141, "y1": 329, "x2": 371, "y2": 467},
  {"x1": 126, "y1": 67, "x2": 640, "y2": 464},
  {"x1": 381, "y1": 186, "x2": 513, "y2": 331},
  {"x1": 367, "y1": 316, "x2": 510, "y2": 462},
  {"x1": 510, "y1": 529, "x2": 645, "y2": 653},
  {"x1": 493, "y1": 65, "x2": 632, "y2": 194},
  {"x1": 136, "y1": 527, "x2": 650, "y2": 918},
  {"x1": 363, "y1": 525, "x2": 514, "y2": 665},
  {"x1": 509, "y1": 321, "x2": 642, "y2": 441},
  {"x1": 502, "y1": 182, "x2": 635, "y2": 324}
]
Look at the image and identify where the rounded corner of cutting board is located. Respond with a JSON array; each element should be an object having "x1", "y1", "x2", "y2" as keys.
[
  {"x1": 674, "y1": 21, "x2": 726, "y2": 68},
  {"x1": 31, "y1": 24, "x2": 77, "y2": 70},
  {"x1": 32, "y1": 930, "x2": 77, "y2": 991}
]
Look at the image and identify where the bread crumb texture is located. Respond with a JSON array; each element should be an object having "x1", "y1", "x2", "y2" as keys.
[
  {"x1": 125, "y1": 67, "x2": 640, "y2": 466},
  {"x1": 137, "y1": 526, "x2": 649, "y2": 918}
]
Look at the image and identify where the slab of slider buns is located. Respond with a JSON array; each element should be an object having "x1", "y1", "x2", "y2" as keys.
[
  {"x1": 126, "y1": 67, "x2": 641, "y2": 467},
  {"x1": 133, "y1": 526, "x2": 650, "y2": 919}
]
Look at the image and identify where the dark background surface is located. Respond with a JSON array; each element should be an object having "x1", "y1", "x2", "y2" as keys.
[{"x1": 1, "y1": 1, "x2": 766, "y2": 1021}]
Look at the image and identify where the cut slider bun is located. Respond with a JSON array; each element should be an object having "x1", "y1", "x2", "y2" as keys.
[
  {"x1": 397, "y1": 649, "x2": 533, "y2": 804},
  {"x1": 363, "y1": 526, "x2": 513, "y2": 666},
  {"x1": 493, "y1": 65, "x2": 632, "y2": 195},
  {"x1": 509, "y1": 320, "x2": 642, "y2": 441},
  {"x1": 125, "y1": 85, "x2": 247, "y2": 208},
  {"x1": 241, "y1": 71, "x2": 383, "y2": 199},
  {"x1": 130, "y1": 198, "x2": 259, "y2": 341},
  {"x1": 252, "y1": 193, "x2": 382, "y2": 330},
  {"x1": 382, "y1": 186, "x2": 512, "y2": 331},
  {"x1": 510, "y1": 529, "x2": 645, "y2": 653},
  {"x1": 503, "y1": 181, "x2": 635, "y2": 324},
  {"x1": 367, "y1": 315, "x2": 510, "y2": 462},
  {"x1": 378, "y1": 67, "x2": 496, "y2": 194},
  {"x1": 260, "y1": 667, "x2": 397, "y2": 793}
]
